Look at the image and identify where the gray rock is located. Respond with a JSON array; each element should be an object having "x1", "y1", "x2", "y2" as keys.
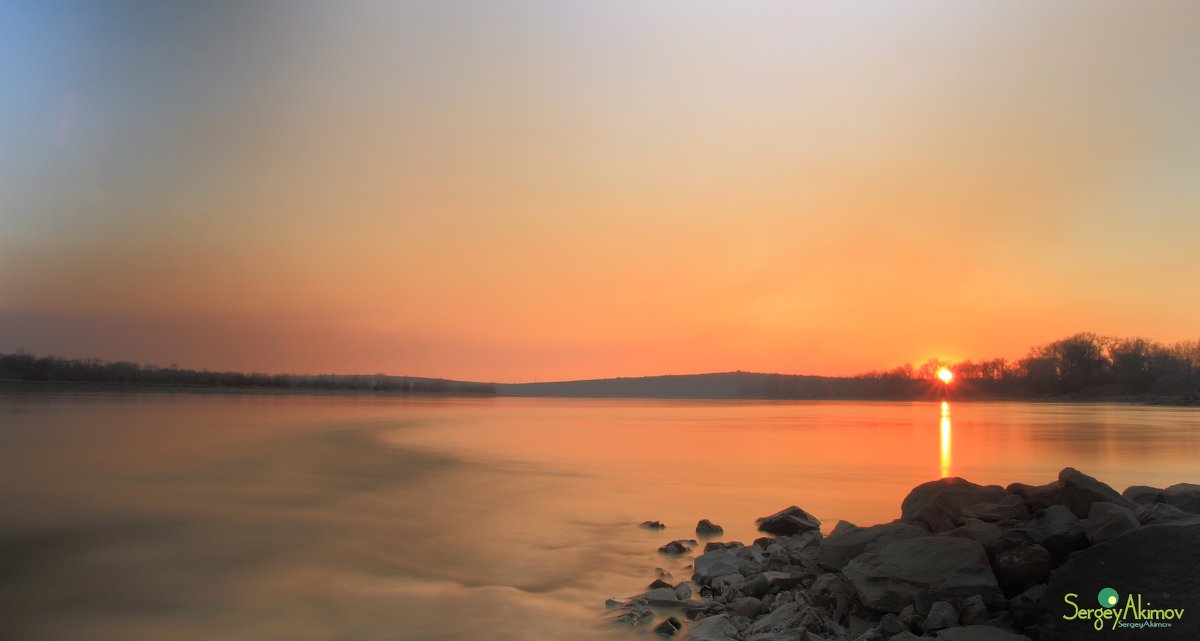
[
  {"x1": 1138, "y1": 501, "x2": 1193, "y2": 524},
  {"x1": 1121, "y1": 485, "x2": 1164, "y2": 505},
  {"x1": 1083, "y1": 501, "x2": 1139, "y2": 544},
  {"x1": 1006, "y1": 481, "x2": 1062, "y2": 511},
  {"x1": 660, "y1": 540, "x2": 694, "y2": 555},
  {"x1": 818, "y1": 520, "x2": 926, "y2": 571},
  {"x1": 654, "y1": 616, "x2": 683, "y2": 637},
  {"x1": 649, "y1": 578, "x2": 674, "y2": 589},
  {"x1": 947, "y1": 518, "x2": 1007, "y2": 559},
  {"x1": 1058, "y1": 467, "x2": 1136, "y2": 518},
  {"x1": 684, "y1": 614, "x2": 739, "y2": 641},
  {"x1": 696, "y1": 519, "x2": 725, "y2": 537},
  {"x1": 935, "y1": 625, "x2": 1030, "y2": 641},
  {"x1": 642, "y1": 520, "x2": 668, "y2": 529},
  {"x1": 902, "y1": 477, "x2": 1007, "y2": 533},
  {"x1": 757, "y1": 505, "x2": 822, "y2": 536},
  {"x1": 991, "y1": 543, "x2": 1050, "y2": 598},
  {"x1": 647, "y1": 587, "x2": 685, "y2": 606},
  {"x1": 889, "y1": 633, "x2": 925, "y2": 641},
  {"x1": 693, "y1": 550, "x2": 745, "y2": 585},
  {"x1": 745, "y1": 632, "x2": 804, "y2": 641},
  {"x1": 1013, "y1": 505, "x2": 1087, "y2": 562},
  {"x1": 1007, "y1": 584, "x2": 1045, "y2": 629},
  {"x1": 922, "y1": 600, "x2": 959, "y2": 632},
  {"x1": 750, "y1": 602, "x2": 840, "y2": 637},
  {"x1": 842, "y1": 536, "x2": 1005, "y2": 613},
  {"x1": 675, "y1": 583, "x2": 693, "y2": 600},
  {"x1": 1044, "y1": 520, "x2": 1200, "y2": 640},
  {"x1": 959, "y1": 594, "x2": 988, "y2": 626},
  {"x1": 732, "y1": 596, "x2": 763, "y2": 618},
  {"x1": 961, "y1": 494, "x2": 1030, "y2": 522},
  {"x1": 1164, "y1": 482, "x2": 1200, "y2": 513}
]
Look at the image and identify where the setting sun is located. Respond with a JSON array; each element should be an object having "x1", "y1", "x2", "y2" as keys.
[{"x1": 937, "y1": 367, "x2": 954, "y2": 384}]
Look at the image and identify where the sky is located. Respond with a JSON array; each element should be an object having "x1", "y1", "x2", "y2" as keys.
[{"x1": 2, "y1": 1, "x2": 1199, "y2": 382}]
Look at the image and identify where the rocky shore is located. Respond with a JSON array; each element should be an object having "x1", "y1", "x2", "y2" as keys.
[{"x1": 607, "y1": 468, "x2": 1200, "y2": 641}]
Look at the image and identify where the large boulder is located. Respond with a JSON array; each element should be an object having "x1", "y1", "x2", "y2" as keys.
[
  {"x1": 1121, "y1": 485, "x2": 1163, "y2": 506},
  {"x1": 935, "y1": 626, "x2": 1031, "y2": 641},
  {"x1": 961, "y1": 494, "x2": 1031, "y2": 522},
  {"x1": 1058, "y1": 468, "x2": 1136, "y2": 518},
  {"x1": 1007, "y1": 481, "x2": 1062, "y2": 511},
  {"x1": 818, "y1": 520, "x2": 925, "y2": 571},
  {"x1": 948, "y1": 518, "x2": 1008, "y2": 559},
  {"x1": 1163, "y1": 482, "x2": 1200, "y2": 514},
  {"x1": 842, "y1": 536, "x2": 1005, "y2": 613},
  {"x1": 1043, "y1": 520, "x2": 1200, "y2": 640},
  {"x1": 696, "y1": 519, "x2": 724, "y2": 537},
  {"x1": 901, "y1": 478, "x2": 1007, "y2": 533},
  {"x1": 990, "y1": 543, "x2": 1051, "y2": 598},
  {"x1": 684, "y1": 614, "x2": 739, "y2": 641},
  {"x1": 692, "y1": 549, "x2": 746, "y2": 585},
  {"x1": 1083, "y1": 501, "x2": 1139, "y2": 545},
  {"x1": 756, "y1": 506, "x2": 821, "y2": 536},
  {"x1": 1013, "y1": 505, "x2": 1088, "y2": 562}
]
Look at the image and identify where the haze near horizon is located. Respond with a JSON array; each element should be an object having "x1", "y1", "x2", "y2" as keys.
[{"x1": 3, "y1": 1, "x2": 1199, "y2": 381}]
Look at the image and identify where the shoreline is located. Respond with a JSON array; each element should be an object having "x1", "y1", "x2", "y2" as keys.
[
  {"x1": 2, "y1": 380, "x2": 1198, "y2": 406},
  {"x1": 609, "y1": 468, "x2": 1200, "y2": 641}
]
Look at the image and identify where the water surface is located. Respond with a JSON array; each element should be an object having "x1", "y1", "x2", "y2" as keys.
[{"x1": 1, "y1": 393, "x2": 1197, "y2": 640}]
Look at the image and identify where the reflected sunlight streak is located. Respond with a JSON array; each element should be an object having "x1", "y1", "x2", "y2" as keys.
[{"x1": 940, "y1": 402, "x2": 952, "y2": 478}]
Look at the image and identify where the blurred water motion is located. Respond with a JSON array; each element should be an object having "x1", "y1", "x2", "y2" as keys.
[{"x1": 1, "y1": 393, "x2": 1197, "y2": 640}]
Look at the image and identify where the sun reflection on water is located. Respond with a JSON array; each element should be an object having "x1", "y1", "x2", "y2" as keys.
[{"x1": 940, "y1": 401, "x2": 952, "y2": 478}]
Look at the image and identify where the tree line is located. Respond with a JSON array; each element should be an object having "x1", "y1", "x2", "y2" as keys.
[
  {"x1": 857, "y1": 333, "x2": 1200, "y2": 398},
  {"x1": 0, "y1": 351, "x2": 496, "y2": 395}
]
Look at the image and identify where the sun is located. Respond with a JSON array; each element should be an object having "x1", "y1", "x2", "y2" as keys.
[{"x1": 937, "y1": 367, "x2": 954, "y2": 384}]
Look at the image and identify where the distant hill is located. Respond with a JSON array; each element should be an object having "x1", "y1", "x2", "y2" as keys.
[{"x1": 496, "y1": 371, "x2": 926, "y2": 400}]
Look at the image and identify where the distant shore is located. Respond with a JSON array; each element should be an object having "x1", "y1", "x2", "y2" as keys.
[
  {"x1": 609, "y1": 468, "x2": 1200, "y2": 641},
  {"x1": 3, "y1": 378, "x2": 1199, "y2": 406}
]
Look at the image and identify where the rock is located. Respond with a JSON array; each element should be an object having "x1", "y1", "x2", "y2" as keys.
[
  {"x1": 1007, "y1": 584, "x2": 1045, "y2": 629},
  {"x1": 922, "y1": 600, "x2": 959, "y2": 632},
  {"x1": 757, "y1": 506, "x2": 822, "y2": 536},
  {"x1": 693, "y1": 550, "x2": 746, "y2": 585},
  {"x1": 990, "y1": 543, "x2": 1050, "y2": 598},
  {"x1": 818, "y1": 520, "x2": 926, "y2": 571},
  {"x1": 889, "y1": 633, "x2": 924, "y2": 641},
  {"x1": 960, "y1": 594, "x2": 988, "y2": 626},
  {"x1": 654, "y1": 616, "x2": 683, "y2": 637},
  {"x1": 1044, "y1": 520, "x2": 1200, "y2": 640},
  {"x1": 1163, "y1": 482, "x2": 1200, "y2": 513},
  {"x1": 642, "y1": 520, "x2": 668, "y2": 529},
  {"x1": 741, "y1": 573, "x2": 770, "y2": 597},
  {"x1": 1121, "y1": 485, "x2": 1164, "y2": 505},
  {"x1": 1138, "y1": 501, "x2": 1194, "y2": 524},
  {"x1": 749, "y1": 602, "x2": 839, "y2": 638},
  {"x1": 646, "y1": 587, "x2": 685, "y2": 606},
  {"x1": 842, "y1": 536, "x2": 1005, "y2": 613},
  {"x1": 1058, "y1": 467, "x2": 1136, "y2": 518},
  {"x1": 947, "y1": 518, "x2": 1007, "y2": 559},
  {"x1": 649, "y1": 578, "x2": 674, "y2": 589},
  {"x1": 605, "y1": 598, "x2": 628, "y2": 609},
  {"x1": 935, "y1": 625, "x2": 1030, "y2": 641},
  {"x1": 1006, "y1": 481, "x2": 1062, "y2": 511},
  {"x1": 732, "y1": 596, "x2": 763, "y2": 618},
  {"x1": 696, "y1": 519, "x2": 725, "y2": 537},
  {"x1": 684, "y1": 614, "x2": 739, "y2": 641},
  {"x1": 1082, "y1": 501, "x2": 1139, "y2": 544},
  {"x1": 1013, "y1": 505, "x2": 1088, "y2": 562},
  {"x1": 675, "y1": 583, "x2": 693, "y2": 600},
  {"x1": 961, "y1": 494, "x2": 1030, "y2": 522},
  {"x1": 902, "y1": 477, "x2": 1007, "y2": 533},
  {"x1": 660, "y1": 540, "x2": 692, "y2": 555},
  {"x1": 612, "y1": 606, "x2": 655, "y2": 628}
]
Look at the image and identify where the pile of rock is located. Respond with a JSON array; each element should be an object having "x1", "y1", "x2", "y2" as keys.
[{"x1": 606, "y1": 468, "x2": 1200, "y2": 641}]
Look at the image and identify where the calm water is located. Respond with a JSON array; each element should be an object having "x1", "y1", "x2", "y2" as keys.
[{"x1": 1, "y1": 392, "x2": 1197, "y2": 641}]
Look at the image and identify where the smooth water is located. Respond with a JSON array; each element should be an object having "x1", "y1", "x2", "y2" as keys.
[{"x1": 1, "y1": 392, "x2": 1197, "y2": 640}]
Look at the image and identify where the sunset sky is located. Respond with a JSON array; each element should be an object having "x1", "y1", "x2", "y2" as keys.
[{"x1": 2, "y1": 1, "x2": 1199, "y2": 382}]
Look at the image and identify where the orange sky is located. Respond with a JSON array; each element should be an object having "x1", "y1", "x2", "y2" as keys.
[{"x1": 2, "y1": 2, "x2": 1199, "y2": 381}]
